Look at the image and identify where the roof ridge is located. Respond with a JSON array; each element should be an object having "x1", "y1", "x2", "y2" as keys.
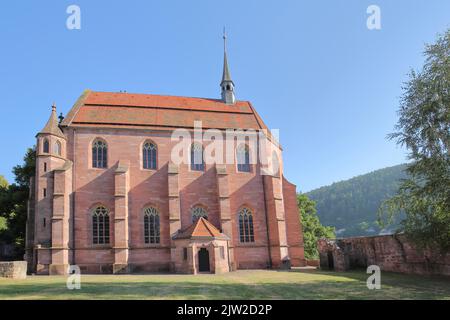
[
  {"x1": 201, "y1": 217, "x2": 220, "y2": 236},
  {"x1": 90, "y1": 90, "x2": 249, "y2": 104},
  {"x1": 82, "y1": 103, "x2": 254, "y2": 114},
  {"x1": 192, "y1": 218, "x2": 203, "y2": 236}
]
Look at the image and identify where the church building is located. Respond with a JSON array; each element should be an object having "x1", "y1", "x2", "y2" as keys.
[{"x1": 25, "y1": 39, "x2": 305, "y2": 274}]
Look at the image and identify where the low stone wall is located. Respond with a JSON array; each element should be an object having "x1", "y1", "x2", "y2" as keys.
[
  {"x1": 0, "y1": 261, "x2": 27, "y2": 279},
  {"x1": 317, "y1": 234, "x2": 450, "y2": 276}
]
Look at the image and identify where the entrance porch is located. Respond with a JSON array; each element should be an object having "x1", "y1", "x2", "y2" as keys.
[{"x1": 171, "y1": 217, "x2": 230, "y2": 274}]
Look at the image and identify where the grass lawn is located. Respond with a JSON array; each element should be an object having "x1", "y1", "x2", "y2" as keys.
[{"x1": 0, "y1": 269, "x2": 449, "y2": 300}]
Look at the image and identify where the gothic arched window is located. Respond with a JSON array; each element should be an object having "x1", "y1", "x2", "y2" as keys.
[
  {"x1": 190, "y1": 143, "x2": 204, "y2": 171},
  {"x1": 143, "y1": 141, "x2": 157, "y2": 170},
  {"x1": 54, "y1": 140, "x2": 61, "y2": 156},
  {"x1": 43, "y1": 139, "x2": 49, "y2": 153},
  {"x1": 238, "y1": 207, "x2": 254, "y2": 243},
  {"x1": 92, "y1": 206, "x2": 110, "y2": 245},
  {"x1": 92, "y1": 139, "x2": 107, "y2": 168},
  {"x1": 144, "y1": 207, "x2": 160, "y2": 244},
  {"x1": 237, "y1": 144, "x2": 251, "y2": 172},
  {"x1": 191, "y1": 206, "x2": 208, "y2": 223}
]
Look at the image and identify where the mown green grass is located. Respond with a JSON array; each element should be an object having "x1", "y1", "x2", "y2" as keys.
[{"x1": 0, "y1": 269, "x2": 449, "y2": 300}]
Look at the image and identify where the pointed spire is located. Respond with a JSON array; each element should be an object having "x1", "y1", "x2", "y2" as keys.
[
  {"x1": 38, "y1": 103, "x2": 65, "y2": 138},
  {"x1": 220, "y1": 28, "x2": 236, "y2": 104},
  {"x1": 222, "y1": 29, "x2": 232, "y2": 83}
]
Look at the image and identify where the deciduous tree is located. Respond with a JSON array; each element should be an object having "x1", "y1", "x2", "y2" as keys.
[
  {"x1": 297, "y1": 194, "x2": 335, "y2": 259},
  {"x1": 0, "y1": 147, "x2": 35, "y2": 257},
  {"x1": 380, "y1": 29, "x2": 450, "y2": 252}
]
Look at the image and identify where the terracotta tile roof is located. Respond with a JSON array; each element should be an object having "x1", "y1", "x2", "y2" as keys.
[
  {"x1": 173, "y1": 217, "x2": 229, "y2": 240},
  {"x1": 61, "y1": 90, "x2": 269, "y2": 131}
]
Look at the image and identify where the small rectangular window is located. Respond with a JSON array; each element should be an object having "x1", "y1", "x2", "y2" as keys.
[
  {"x1": 43, "y1": 188, "x2": 47, "y2": 198},
  {"x1": 183, "y1": 248, "x2": 188, "y2": 260},
  {"x1": 43, "y1": 162, "x2": 47, "y2": 172},
  {"x1": 220, "y1": 246, "x2": 225, "y2": 259},
  {"x1": 43, "y1": 218, "x2": 46, "y2": 228}
]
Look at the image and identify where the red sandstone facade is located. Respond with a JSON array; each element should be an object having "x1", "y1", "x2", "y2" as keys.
[{"x1": 25, "y1": 88, "x2": 305, "y2": 275}]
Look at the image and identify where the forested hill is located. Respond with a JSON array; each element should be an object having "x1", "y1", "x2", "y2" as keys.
[{"x1": 306, "y1": 164, "x2": 408, "y2": 237}]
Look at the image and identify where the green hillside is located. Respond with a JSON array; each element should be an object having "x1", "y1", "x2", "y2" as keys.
[{"x1": 306, "y1": 164, "x2": 408, "y2": 237}]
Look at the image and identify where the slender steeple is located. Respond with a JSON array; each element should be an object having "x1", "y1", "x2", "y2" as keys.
[{"x1": 221, "y1": 29, "x2": 236, "y2": 104}]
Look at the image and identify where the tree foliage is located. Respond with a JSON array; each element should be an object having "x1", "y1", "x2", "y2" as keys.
[
  {"x1": 380, "y1": 29, "x2": 450, "y2": 252},
  {"x1": 297, "y1": 193, "x2": 335, "y2": 259},
  {"x1": 0, "y1": 147, "x2": 36, "y2": 257},
  {"x1": 0, "y1": 175, "x2": 8, "y2": 189},
  {"x1": 0, "y1": 176, "x2": 10, "y2": 233},
  {"x1": 307, "y1": 164, "x2": 407, "y2": 237}
]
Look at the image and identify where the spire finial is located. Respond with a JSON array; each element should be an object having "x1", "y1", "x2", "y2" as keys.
[
  {"x1": 223, "y1": 27, "x2": 227, "y2": 53},
  {"x1": 52, "y1": 102, "x2": 56, "y2": 112}
]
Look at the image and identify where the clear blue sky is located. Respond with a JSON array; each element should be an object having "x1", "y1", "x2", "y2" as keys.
[{"x1": 0, "y1": 1, "x2": 449, "y2": 191}]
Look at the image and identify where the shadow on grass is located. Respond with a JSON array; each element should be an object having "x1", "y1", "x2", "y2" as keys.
[
  {"x1": 1, "y1": 272, "x2": 449, "y2": 300},
  {"x1": 285, "y1": 268, "x2": 450, "y2": 298}
]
